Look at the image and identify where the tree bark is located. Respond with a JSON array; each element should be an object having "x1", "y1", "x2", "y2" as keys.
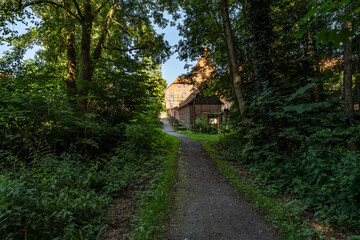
[
  {"x1": 343, "y1": 3, "x2": 354, "y2": 123},
  {"x1": 89, "y1": 1, "x2": 117, "y2": 80},
  {"x1": 78, "y1": 0, "x2": 93, "y2": 98},
  {"x1": 355, "y1": 38, "x2": 360, "y2": 95},
  {"x1": 248, "y1": 0, "x2": 278, "y2": 145},
  {"x1": 220, "y1": 0, "x2": 247, "y2": 120},
  {"x1": 65, "y1": 27, "x2": 77, "y2": 90},
  {"x1": 248, "y1": 0, "x2": 273, "y2": 92},
  {"x1": 63, "y1": 0, "x2": 77, "y2": 99}
]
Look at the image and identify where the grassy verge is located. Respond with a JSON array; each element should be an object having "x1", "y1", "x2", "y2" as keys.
[
  {"x1": 202, "y1": 140, "x2": 316, "y2": 240},
  {"x1": 131, "y1": 134, "x2": 180, "y2": 240},
  {"x1": 177, "y1": 130, "x2": 220, "y2": 141}
]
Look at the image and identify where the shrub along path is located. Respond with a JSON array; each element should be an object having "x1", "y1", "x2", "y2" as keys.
[{"x1": 161, "y1": 118, "x2": 281, "y2": 240}]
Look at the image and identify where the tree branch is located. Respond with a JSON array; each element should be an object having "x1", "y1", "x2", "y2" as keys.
[
  {"x1": 104, "y1": 46, "x2": 147, "y2": 52},
  {"x1": 89, "y1": 1, "x2": 118, "y2": 79},
  {"x1": 92, "y1": 2, "x2": 117, "y2": 61},
  {"x1": 100, "y1": 56, "x2": 116, "y2": 63},
  {"x1": 92, "y1": 0, "x2": 112, "y2": 18},
  {"x1": 71, "y1": 0, "x2": 83, "y2": 20},
  {"x1": 112, "y1": 19, "x2": 136, "y2": 37},
  {"x1": 5, "y1": 0, "x2": 81, "y2": 21},
  {"x1": 206, "y1": 0, "x2": 226, "y2": 42}
]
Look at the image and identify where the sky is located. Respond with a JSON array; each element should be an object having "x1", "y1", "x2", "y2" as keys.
[
  {"x1": 0, "y1": 14, "x2": 196, "y2": 87},
  {"x1": 155, "y1": 17, "x2": 197, "y2": 86}
]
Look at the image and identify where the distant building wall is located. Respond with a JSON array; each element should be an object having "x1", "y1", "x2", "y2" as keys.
[
  {"x1": 164, "y1": 83, "x2": 193, "y2": 110},
  {"x1": 179, "y1": 106, "x2": 191, "y2": 124},
  {"x1": 179, "y1": 104, "x2": 222, "y2": 127}
]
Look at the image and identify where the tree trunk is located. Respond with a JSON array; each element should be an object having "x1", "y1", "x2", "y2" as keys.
[
  {"x1": 65, "y1": 25, "x2": 77, "y2": 98},
  {"x1": 248, "y1": 0, "x2": 273, "y2": 92},
  {"x1": 220, "y1": 0, "x2": 247, "y2": 120},
  {"x1": 78, "y1": 0, "x2": 93, "y2": 99},
  {"x1": 89, "y1": 2, "x2": 117, "y2": 80},
  {"x1": 355, "y1": 38, "x2": 360, "y2": 95},
  {"x1": 248, "y1": 0, "x2": 278, "y2": 145},
  {"x1": 343, "y1": 3, "x2": 354, "y2": 123},
  {"x1": 63, "y1": 0, "x2": 77, "y2": 100}
]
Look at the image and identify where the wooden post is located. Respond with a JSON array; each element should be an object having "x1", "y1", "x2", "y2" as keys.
[{"x1": 207, "y1": 114, "x2": 210, "y2": 133}]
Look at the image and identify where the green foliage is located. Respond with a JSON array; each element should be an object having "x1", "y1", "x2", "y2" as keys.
[
  {"x1": 194, "y1": 116, "x2": 219, "y2": 134},
  {"x1": 0, "y1": 154, "x2": 110, "y2": 239},
  {"x1": 177, "y1": 130, "x2": 220, "y2": 142},
  {"x1": 203, "y1": 141, "x2": 316, "y2": 240},
  {"x1": 0, "y1": 122, "x2": 174, "y2": 239},
  {"x1": 164, "y1": 0, "x2": 360, "y2": 236},
  {"x1": 195, "y1": 116, "x2": 208, "y2": 133},
  {"x1": 0, "y1": 41, "x2": 169, "y2": 240},
  {"x1": 218, "y1": 74, "x2": 360, "y2": 233},
  {"x1": 132, "y1": 135, "x2": 180, "y2": 240},
  {"x1": 296, "y1": 0, "x2": 358, "y2": 46},
  {"x1": 220, "y1": 120, "x2": 360, "y2": 232},
  {"x1": 123, "y1": 125, "x2": 167, "y2": 155}
]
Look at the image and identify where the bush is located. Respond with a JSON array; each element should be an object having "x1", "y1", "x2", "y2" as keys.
[
  {"x1": 256, "y1": 146, "x2": 360, "y2": 230},
  {"x1": 0, "y1": 122, "x2": 172, "y2": 239},
  {"x1": 221, "y1": 127, "x2": 360, "y2": 232},
  {"x1": 195, "y1": 116, "x2": 208, "y2": 133},
  {"x1": 123, "y1": 124, "x2": 167, "y2": 155},
  {"x1": 0, "y1": 154, "x2": 110, "y2": 239}
]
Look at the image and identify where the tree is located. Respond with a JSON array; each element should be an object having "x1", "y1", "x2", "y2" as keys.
[
  {"x1": 343, "y1": 3, "x2": 354, "y2": 123},
  {"x1": 1, "y1": 0, "x2": 170, "y2": 110},
  {"x1": 220, "y1": 0, "x2": 247, "y2": 120},
  {"x1": 162, "y1": 0, "x2": 248, "y2": 120},
  {"x1": 247, "y1": 0, "x2": 276, "y2": 141},
  {"x1": 297, "y1": 0, "x2": 360, "y2": 123}
]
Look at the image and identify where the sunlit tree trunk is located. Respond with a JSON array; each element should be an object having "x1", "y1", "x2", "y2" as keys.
[
  {"x1": 220, "y1": 0, "x2": 247, "y2": 120},
  {"x1": 89, "y1": 2, "x2": 118, "y2": 80},
  {"x1": 64, "y1": 0, "x2": 77, "y2": 100},
  {"x1": 78, "y1": 0, "x2": 93, "y2": 100},
  {"x1": 355, "y1": 38, "x2": 360, "y2": 95},
  {"x1": 343, "y1": 3, "x2": 354, "y2": 123}
]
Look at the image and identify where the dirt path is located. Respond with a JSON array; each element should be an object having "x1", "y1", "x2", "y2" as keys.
[{"x1": 161, "y1": 118, "x2": 281, "y2": 240}]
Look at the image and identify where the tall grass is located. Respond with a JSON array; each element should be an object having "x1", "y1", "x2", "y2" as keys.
[{"x1": 131, "y1": 134, "x2": 180, "y2": 240}]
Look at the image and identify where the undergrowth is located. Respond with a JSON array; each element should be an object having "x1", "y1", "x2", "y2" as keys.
[
  {"x1": 177, "y1": 130, "x2": 220, "y2": 142},
  {"x1": 203, "y1": 140, "x2": 316, "y2": 240},
  {"x1": 204, "y1": 135, "x2": 360, "y2": 239},
  {"x1": 0, "y1": 125, "x2": 174, "y2": 239},
  {"x1": 0, "y1": 69, "x2": 170, "y2": 239},
  {"x1": 132, "y1": 134, "x2": 179, "y2": 240}
]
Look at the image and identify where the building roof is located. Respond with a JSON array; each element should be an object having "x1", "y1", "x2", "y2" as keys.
[
  {"x1": 179, "y1": 91, "x2": 223, "y2": 110},
  {"x1": 0, "y1": 73, "x2": 14, "y2": 79},
  {"x1": 179, "y1": 91, "x2": 199, "y2": 108},
  {"x1": 165, "y1": 54, "x2": 217, "y2": 92}
]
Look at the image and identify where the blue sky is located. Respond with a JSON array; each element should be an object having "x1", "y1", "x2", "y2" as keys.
[
  {"x1": 0, "y1": 15, "x2": 196, "y2": 87},
  {"x1": 155, "y1": 14, "x2": 197, "y2": 86}
]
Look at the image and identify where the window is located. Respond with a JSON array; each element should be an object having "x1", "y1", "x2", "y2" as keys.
[
  {"x1": 183, "y1": 92, "x2": 187, "y2": 95},
  {"x1": 169, "y1": 92, "x2": 174, "y2": 98},
  {"x1": 183, "y1": 85, "x2": 186, "y2": 89},
  {"x1": 178, "y1": 85, "x2": 181, "y2": 89},
  {"x1": 170, "y1": 103, "x2": 173, "y2": 108}
]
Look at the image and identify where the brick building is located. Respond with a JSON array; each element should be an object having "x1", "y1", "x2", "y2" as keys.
[
  {"x1": 164, "y1": 76, "x2": 193, "y2": 111},
  {"x1": 164, "y1": 55, "x2": 216, "y2": 114},
  {"x1": 178, "y1": 91, "x2": 222, "y2": 129}
]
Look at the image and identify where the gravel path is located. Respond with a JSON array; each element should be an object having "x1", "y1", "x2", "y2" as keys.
[{"x1": 161, "y1": 118, "x2": 281, "y2": 240}]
